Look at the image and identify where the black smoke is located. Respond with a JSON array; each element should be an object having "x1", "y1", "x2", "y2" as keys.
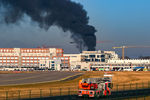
[{"x1": 0, "y1": 0, "x2": 96, "y2": 51}]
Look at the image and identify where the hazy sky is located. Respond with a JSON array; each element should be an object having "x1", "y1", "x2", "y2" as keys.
[{"x1": 0, "y1": 0, "x2": 150, "y2": 58}]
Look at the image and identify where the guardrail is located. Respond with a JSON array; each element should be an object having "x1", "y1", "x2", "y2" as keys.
[{"x1": 0, "y1": 81, "x2": 150, "y2": 100}]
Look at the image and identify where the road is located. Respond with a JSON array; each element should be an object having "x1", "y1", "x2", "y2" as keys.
[{"x1": 0, "y1": 71, "x2": 81, "y2": 86}]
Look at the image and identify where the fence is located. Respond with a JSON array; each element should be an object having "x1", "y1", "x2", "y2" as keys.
[{"x1": 0, "y1": 81, "x2": 150, "y2": 100}]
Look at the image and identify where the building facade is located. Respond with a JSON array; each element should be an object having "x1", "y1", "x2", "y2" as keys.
[
  {"x1": 39, "y1": 59, "x2": 61, "y2": 70},
  {"x1": 64, "y1": 50, "x2": 119, "y2": 70},
  {"x1": 0, "y1": 48, "x2": 65, "y2": 67}
]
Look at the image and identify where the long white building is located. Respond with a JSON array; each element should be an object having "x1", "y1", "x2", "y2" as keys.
[
  {"x1": 0, "y1": 48, "x2": 150, "y2": 71},
  {"x1": 64, "y1": 50, "x2": 150, "y2": 71}
]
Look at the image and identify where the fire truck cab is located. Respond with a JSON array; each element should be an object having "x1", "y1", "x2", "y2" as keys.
[{"x1": 78, "y1": 75, "x2": 113, "y2": 97}]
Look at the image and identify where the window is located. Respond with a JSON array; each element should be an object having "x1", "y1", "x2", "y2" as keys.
[
  {"x1": 89, "y1": 55, "x2": 95, "y2": 58},
  {"x1": 101, "y1": 55, "x2": 105, "y2": 58},
  {"x1": 95, "y1": 59, "x2": 100, "y2": 62},
  {"x1": 85, "y1": 59, "x2": 90, "y2": 62},
  {"x1": 3, "y1": 57, "x2": 6, "y2": 59},
  {"x1": 22, "y1": 57, "x2": 25, "y2": 59},
  {"x1": 51, "y1": 64, "x2": 55, "y2": 66},
  {"x1": 101, "y1": 59, "x2": 105, "y2": 62},
  {"x1": 46, "y1": 57, "x2": 49, "y2": 59}
]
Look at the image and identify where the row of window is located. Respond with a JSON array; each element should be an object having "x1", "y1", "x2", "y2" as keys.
[
  {"x1": 0, "y1": 60, "x2": 18, "y2": 62},
  {"x1": 53, "y1": 57, "x2": 69, "y2": 60},
  {"x1": 22, "y1": 57, "x2": 49, "y2": 59},
  {"x1": 0, "y1": 57, "x2": 18, "y2": 59},
  {"x1": 0, "y1": 49, "x2": 14, "y2": 52},
  {"x1": 0, "y1": 63, "x2": 18, "y2": 65},
  {"x1": 21, "y1": 49, "x2": 49, "y2": 53},
  {"x1": 22, "y1": 60, "x2": 38, "y2": 62},
  {"x1": 82, "y1": 55, "x2": 106, "y2": 58},
  {"x1": 84, "y1": 59, "x2": 105, "y2": 62},
  {"x1": 22, "y1": 63, "x2": 38, "y2": 65}
]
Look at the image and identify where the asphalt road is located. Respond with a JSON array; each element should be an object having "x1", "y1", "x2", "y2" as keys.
[{"x1": 0, "y1": 71, "x2": 80, "y2": 86}]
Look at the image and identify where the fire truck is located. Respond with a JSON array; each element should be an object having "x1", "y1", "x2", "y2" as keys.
[{"x1": 78, "y1": 74, "x2": 113, "y2": 97}]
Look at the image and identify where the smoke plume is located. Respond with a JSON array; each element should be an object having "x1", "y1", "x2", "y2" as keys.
[{"x1": 0, "y1": 0, "x2": 96, "y2": 51}]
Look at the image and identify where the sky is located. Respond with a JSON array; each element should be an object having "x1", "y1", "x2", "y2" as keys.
[{"x1": 0, "y1": 0, "x2": 150, "y2": 58}]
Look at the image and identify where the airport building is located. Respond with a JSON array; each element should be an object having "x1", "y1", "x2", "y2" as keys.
[
  {"x1": 0, "y1": 48, "x2": 69, "y2": 69},
  {"x1": 0, "y1": 48, "x2": 150, "y2": 71},
  {"x1": 64, "y1": 50, "x2": 119, "y2": 70},
  {"x1": 64, "y1": 50, "x2": 150, "y2": 71}
]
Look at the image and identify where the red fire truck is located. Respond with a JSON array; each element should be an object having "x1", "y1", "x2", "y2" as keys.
[{"x1": 78, "y1": 74, "x2": 113, "y2": 97}]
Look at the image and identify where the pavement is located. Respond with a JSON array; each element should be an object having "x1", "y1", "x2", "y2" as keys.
[{"x1": 0, "y1": 71, "x2": 81, "y2": 86}]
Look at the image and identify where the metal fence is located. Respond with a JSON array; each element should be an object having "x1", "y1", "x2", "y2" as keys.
[{"x1": 0, "y1": 81, "x2": 150, "y2": 100}]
